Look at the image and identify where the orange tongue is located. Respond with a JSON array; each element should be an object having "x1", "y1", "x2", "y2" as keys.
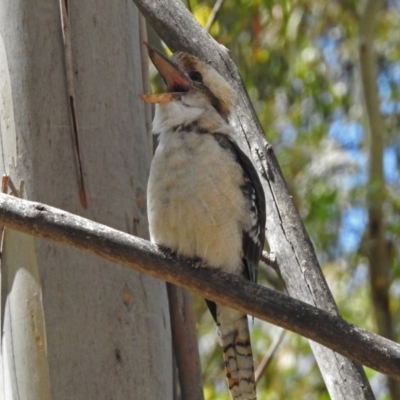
[{"x1": 141, "y1": 93, "x2": 180, "y2": 103}]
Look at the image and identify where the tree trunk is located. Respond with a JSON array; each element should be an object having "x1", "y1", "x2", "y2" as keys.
[
  {"x1": 358, "y1": 1, "x2": 400, "y2": 398},
  {"x1": 0, "y1": 1, "x2": 173, "y2": 399}
]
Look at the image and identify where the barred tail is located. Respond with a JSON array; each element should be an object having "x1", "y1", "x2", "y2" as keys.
[{"x1": 217, "y1": 305, "x2": 256, "y2": 400}]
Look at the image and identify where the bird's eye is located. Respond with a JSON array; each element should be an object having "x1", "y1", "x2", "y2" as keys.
[{"x1": 189, "y1": 71, "x2": 203, "y2": 83}]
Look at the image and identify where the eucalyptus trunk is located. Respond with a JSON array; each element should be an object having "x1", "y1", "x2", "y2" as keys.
[{"x1": 0, "y1": 1, "x2": 173, "y2": 399}]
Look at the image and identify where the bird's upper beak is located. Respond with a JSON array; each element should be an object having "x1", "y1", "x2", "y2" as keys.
[{"x1": 141, "y1": 43, "x2": 192, "y2": 103}]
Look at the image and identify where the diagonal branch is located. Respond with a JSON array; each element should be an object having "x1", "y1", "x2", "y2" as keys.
[
  {"x1": 132, "y1": 1, "x2": 375, "y2": 398},
  {"x1": 0, "y1": 193, "x2": 399, "y2": 381}
]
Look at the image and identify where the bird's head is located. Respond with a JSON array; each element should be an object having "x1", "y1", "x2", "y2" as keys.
[{"x1": 142, "y1": 43, "x2": 235, "y2": 123}]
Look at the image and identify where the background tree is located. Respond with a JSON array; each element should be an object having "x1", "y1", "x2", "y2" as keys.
[{"x1": 0, "y1": 1, "x2": 173, "y2": 399}]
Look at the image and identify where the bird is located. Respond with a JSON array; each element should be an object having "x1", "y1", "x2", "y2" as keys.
[{"x1": 143, "y1": 43, "x2": 266, "y2": 400}]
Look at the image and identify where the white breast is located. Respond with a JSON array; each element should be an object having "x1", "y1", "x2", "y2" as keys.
[{"x1": 147, "y1": 126, "x2": 247, "y2": 274}]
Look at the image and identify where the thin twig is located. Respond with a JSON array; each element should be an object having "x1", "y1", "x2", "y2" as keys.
[
  {"x1": 59, "y1": 0, "x2": 88, "y2": 208},
  {"x1": 205, "y1": 0, "x2": 225, "y2": 32},
  {"x1": 255, "y1": 329, "x2": 286, "y2": 383},
  {"x1": 261, "y1": 250, "x2": 278, "y2": 270}
]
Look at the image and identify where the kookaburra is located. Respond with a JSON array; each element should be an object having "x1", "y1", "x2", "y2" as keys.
[{"x1": 143, "y1": 43, "x2": 266, "y2": 400}]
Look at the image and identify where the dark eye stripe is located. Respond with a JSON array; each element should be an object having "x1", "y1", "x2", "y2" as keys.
[
  {"x1": 189, "y1": 71, "x2": 203, "y2": 82},
  {"x1": 205, "y1": 89, "x2": 231, "y2": 121},
  {"x1": 191, "y1": 77, "x2": 229, "y2": 121}
]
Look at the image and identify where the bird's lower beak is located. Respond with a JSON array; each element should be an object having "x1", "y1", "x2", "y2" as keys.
[
  {"x1": 141, "y1": 42, "x2": 191, "y2": 104},
  {"x1": 141, "y1": 93, "x2": 178, "y2": 103}
]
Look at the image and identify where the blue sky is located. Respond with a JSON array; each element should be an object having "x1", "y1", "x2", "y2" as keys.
[{"x1": 320, "y1": 32, "x2": 399, "y2": 255}]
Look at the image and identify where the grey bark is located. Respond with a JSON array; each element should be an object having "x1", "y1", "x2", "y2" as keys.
[
  {"x1": 0, "y1": 1, "x2": 172, "y2": 399},
  {"x1": 132, "y1": 0, "x2": 375, "y2": 398}
]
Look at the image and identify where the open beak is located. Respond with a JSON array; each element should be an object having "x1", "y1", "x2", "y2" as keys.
[{"x1": 141, "y1": 43, "x2": 191, "y2": 103}]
